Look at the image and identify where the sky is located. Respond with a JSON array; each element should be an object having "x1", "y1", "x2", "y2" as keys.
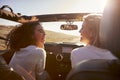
[{"x1": 0, "y1": 0, "x2": 108, "y2": 35}]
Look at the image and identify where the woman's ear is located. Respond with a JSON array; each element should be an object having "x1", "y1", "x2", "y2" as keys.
[
  {"x1": 31, "y1": 35, "x2": 35, "y2": 41},
  {"x1": 89, "y1": 31, "x2": 94, "y2": 38},
  {"x1": 31, "y1": 35, "x2": 34, "y2": 39},
  {"x1": 89, "y1": 31, "x2": 96, "y2": 43}
]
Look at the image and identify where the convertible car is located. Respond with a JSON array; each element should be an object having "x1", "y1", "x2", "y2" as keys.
[
  {"x1": 0, "y1": 5, "x2": 89, "y2": 80},
  {"x1": 1, "y1": 0, "x2": 120, "y2": 80}
]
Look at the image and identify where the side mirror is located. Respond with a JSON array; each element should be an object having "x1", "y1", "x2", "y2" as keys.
[{"x1": 60, "y1": 24, "x2": 78, "y2": 30}]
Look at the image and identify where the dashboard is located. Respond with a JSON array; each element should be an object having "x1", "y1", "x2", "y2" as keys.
[
  {"x1": 44, "y1": 42, "x2": 83, "y2": 80},
  {"x1": 45, "y1": 42, "x2": 83, "y2": 54}
]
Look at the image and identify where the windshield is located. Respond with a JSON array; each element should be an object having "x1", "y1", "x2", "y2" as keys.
[{"x1": 0, "y1": 0, "x2": 108, "y2": 44}]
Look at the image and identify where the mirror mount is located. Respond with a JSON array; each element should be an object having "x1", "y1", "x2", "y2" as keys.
[{"x1": 60, "y1": 20, "x2": 78, "y2": 30}]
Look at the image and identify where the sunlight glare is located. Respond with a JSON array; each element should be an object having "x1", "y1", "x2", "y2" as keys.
[{"x1": 65, "y1": 0, "x2": 109, "y2": 13}]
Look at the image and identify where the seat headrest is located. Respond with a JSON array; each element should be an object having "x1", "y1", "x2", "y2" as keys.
[{"x1": 100, "y1": 0, "x2": 120, "y2": 59}]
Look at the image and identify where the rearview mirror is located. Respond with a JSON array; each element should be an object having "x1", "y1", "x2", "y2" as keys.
[{"x1": 60, "y1": 24, "x2": 78, "y2": 30}]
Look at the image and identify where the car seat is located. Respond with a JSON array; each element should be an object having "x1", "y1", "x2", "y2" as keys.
[
  {"x1": 100, "y1": 0, "x2": 120, "y2": 59},
  {"x1": 66, "y1": 59, "x2": 120, "y2": 80},
  {"x1": 0, "y1": 55, "x2": 24, "y2": 80}
]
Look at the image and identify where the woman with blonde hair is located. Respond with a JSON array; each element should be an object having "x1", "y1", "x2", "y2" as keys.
[{"x1": 71, "y1": 14, "x2": 117, "y2": 68}]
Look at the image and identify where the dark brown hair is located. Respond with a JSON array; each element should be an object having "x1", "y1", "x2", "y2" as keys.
[{"x1": 6, "y1": 22, "x2": 41, "y2": 51}]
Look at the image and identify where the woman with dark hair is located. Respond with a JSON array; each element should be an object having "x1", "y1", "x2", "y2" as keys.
[
  {"x1": 6, "y1": 22, "x2": 48, "y2": 80},
  {"x1": 7, "y1": 22, "x2": 45, "y2": 50}
]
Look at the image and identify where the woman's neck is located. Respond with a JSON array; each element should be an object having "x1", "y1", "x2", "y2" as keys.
[{"x1": 36, "y1": 42, "x2": 44, "y2": 49}]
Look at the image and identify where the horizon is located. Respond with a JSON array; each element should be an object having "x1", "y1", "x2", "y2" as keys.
[{"x1": 0, "y1": 0, "x2": 108, "y2": 35}]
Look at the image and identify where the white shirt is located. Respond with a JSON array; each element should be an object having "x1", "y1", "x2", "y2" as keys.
[
  {"x1": 71, "y1": 45, "x2": 117, "y2": 68},
  {"x1": 9, "y1": 45, "x2": 46, "y2": 80}
]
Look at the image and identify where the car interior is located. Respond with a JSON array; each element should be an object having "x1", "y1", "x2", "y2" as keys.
[{"x1": 0, "y1": 0, "x2": 120, "y2": 80}]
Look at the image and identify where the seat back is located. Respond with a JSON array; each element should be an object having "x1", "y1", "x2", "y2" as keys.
[
  {"x1": 66, "y1": 59, "x2": 120, "y2": 80},
  {"x1": 0, "y1": 56, "x2": 24, "y2": 80},
  {"x1": 100, "y1": 0, "x2": 120, "y2": 59}
]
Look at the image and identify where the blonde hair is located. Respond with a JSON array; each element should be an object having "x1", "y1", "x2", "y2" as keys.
[{"x1": 83, "y1": 14, "x2": 102, "y2": 47}]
